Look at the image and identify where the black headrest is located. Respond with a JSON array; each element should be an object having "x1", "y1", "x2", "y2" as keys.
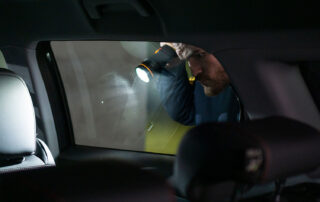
[
  {"x1": 0, "y1": 160, "x2": 175, "y2": 202},
  {"x1": 172, "y1": 117, "x2": 320, "y2": 197},
  {"x1": 0, "y1": 69, "x2": 36, "y2": 161}
]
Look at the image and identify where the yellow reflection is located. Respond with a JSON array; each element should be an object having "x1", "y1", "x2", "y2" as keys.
[{"x1": 145, "y1": 104, "x2": 193, "y2": 155}]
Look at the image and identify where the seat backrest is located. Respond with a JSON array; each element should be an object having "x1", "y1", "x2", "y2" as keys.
[
  {"x1": 0, "y1": 68, "x2": 54, "y2": 172},
  {"x1": 172, "y1": 116, "x2": 320, "y2": 201}
]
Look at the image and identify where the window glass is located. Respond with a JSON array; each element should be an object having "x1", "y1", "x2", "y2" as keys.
[
  {"x1": 51, "y1": 41, "x2": 192, "y2": 154},
  {"x1": 0, "y1": 50, "x2": 8, "y2": 69}
]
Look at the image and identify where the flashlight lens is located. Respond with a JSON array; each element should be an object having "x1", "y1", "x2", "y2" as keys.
[{"x1": 136, "y1": 68, "x2": 150, "y2": 83}]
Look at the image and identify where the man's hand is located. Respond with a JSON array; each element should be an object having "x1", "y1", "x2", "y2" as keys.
[
  {"x1": 160, "y1": 42, "x2": 194, "y2": 60},
  {"x1": 160, "y1": 42, "x2": 176, "y2": 50}
]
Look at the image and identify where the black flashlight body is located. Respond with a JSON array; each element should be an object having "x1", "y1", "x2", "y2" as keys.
[{"x1": 136, "y1": 45, "x2": 177, "y2": 80}]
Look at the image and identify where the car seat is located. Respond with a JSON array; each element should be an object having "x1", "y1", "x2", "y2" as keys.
[
  {"x1": 172, "y1": 117, "x2": 320, "y2": 201},
  {"x1": 0, "y1": 68, "x2": 54, "y2": 173}
]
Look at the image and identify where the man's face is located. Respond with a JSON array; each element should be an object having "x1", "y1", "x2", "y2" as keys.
[{"x1": 187, "y1": 47, "x2": 230, "y2": 96}]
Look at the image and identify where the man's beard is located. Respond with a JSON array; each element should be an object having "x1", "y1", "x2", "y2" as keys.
[{"x1": 201, "y1": 74, "x2": 230, "y2": 96}]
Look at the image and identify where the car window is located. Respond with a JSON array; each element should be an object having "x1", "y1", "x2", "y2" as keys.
[
  {"x1": 0, "y1": 50, "x2": 8, "y2": 69},
  {"x1": 51, "y1": 41, "x2": 192, "y2": 154}
]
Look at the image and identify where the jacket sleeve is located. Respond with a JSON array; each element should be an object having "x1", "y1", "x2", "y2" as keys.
[{"x1": 156, "y1": 61, "x2": 196, "y2": 126}]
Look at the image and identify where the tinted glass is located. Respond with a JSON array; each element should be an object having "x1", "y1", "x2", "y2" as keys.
[{"x1": 51, "y1": 41, "x2": 192, "y2": 154}]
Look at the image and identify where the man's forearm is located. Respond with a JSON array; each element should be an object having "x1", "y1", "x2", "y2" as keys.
[{"x1": 156, "y1": 61, "x2": 196, "y2": 125}]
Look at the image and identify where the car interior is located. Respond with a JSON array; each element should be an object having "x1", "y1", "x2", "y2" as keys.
[{"x1": 1, "y1": 0, "x2": 320, "y2": 201}]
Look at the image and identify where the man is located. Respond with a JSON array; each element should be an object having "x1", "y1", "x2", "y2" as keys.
[{"x1": 156, "y1": 42, "x2": 240, "y2": 125}]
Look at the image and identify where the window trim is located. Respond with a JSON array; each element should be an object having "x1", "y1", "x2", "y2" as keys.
[{"x1": 36, "y1": 41, "x2": 75, "y2": 151}]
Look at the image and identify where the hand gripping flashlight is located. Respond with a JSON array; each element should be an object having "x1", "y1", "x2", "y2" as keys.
[{"x1": 135, "y1": 45, "x2": 177, "y2": 83}]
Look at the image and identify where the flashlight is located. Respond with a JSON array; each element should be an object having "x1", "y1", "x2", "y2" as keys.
[{"x1": 135, "y1": 45, "x2": 177, "y2": 83}]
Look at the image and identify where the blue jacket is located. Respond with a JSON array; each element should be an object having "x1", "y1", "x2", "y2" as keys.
[{"x1": 156, "y1": 61, "x2": 240, "y2": 125}]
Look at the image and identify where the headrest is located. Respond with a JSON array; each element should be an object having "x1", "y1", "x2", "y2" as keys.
[
  {"x1": 172, "y1": 117, "x2": 320, "y2": 197},
  {"x1": 0, "y1": 160, "x2": 175, "y2": 202},
  {"x1": 0, "y1": 69, "x2": 36, "y2": 160}
]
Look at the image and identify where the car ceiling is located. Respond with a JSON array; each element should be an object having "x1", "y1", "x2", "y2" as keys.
[{"x1": 0, "y1": 0, "x2": 320, "y2": 50}]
